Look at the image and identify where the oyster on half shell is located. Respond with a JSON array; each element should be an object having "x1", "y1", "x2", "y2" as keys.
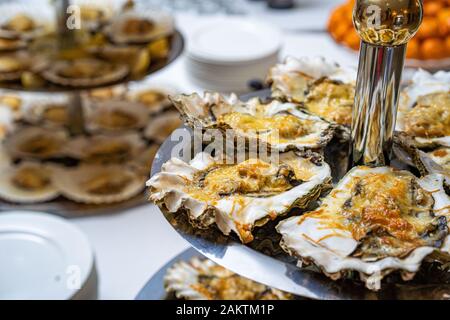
[
  {"x1": 0, "y1": 14, "x2": 45, "y2": 40},
  {"x1": 164, "y1": 257, "x2": 292, "y2": 300},
  {"x1": 171, "y1": 92, "x2": 335, "y2": 152},
  {"x1": 267, "y1": 56, "x2": 356, "y2": 127},
  {"x1": 277, "y1": 166, "x2": 450, "y2": 291},
  {"x1": 41, "y1": 58, "x2": 129, "y2": 88},
  {"x1": 0, "y1": 161, "x2": 59, "y2": 203},
  {"x1": 143, "y1": 111, "x2": 182, "y2": 143},
  {"x1": 397, "y1": 70, "x2": 450, "y2": 148},
  {"x1": 147, "y1": 151, "x2": 331, "y2": 243},
  {"x1": 53, "y1": 164, "x2": 146, "y2": 204}
]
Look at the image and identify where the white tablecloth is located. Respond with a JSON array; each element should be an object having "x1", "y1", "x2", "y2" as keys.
[{"x1": 72, "y1": 0, "x2": 357, "y2": 300}]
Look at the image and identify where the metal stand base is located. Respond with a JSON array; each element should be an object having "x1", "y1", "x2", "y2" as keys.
[{"x1": 349, "y1": 42, "x2": 406, "y2": 168}]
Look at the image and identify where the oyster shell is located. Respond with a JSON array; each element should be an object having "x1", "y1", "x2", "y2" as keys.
[
  {"x1": 143, "y1": 111, "x2": 182, "y2": 143},
  {"x1": 0, "y1": 93, "x2": 23, "y2": 119},
  {"x1": 164, "y1": 257, "x2": 292, "y2": 300},
  {"x1": 78, "y1": 3, "x2": 113, "y2": 32},
  {"x1": 427, "y1": 148, "x2": 450, "y2": 173},
  {"x1": 267, "y1": 56, "x2": 356, "y2": 126},
  {"x1": 171, "y1": 92, "x2": 335, "y2": 152},
  {"x1": 148, "y1": 150, "x2": 331, "y2": 243},
  {"x1": 126, "y1": 83, "x2": 177, "y2": 114},
  {"x1": 277, "y1": 166, "x2": 449, "y2": 291},
  {"x1": 4, "y1": 126, "x2": 68, "y2": 159},
  {"x1": 0, "y1": 161, "x2": 59, "y2": 203},
  {"x1": 85, "y1": 100, "x2": 149, "y2": 133},
  {"x1": 397, "y1": 70, "x2": 450, "y2": 148},
  {"x1": 104, "y1": 10, "x2": 174, "y2": 45},
  {"x1": 41, "y1": 58, "x2": 129, "y2": 88},
  {"x1": 54, "y1": 164, "x2": 146, "y2": 204},
  {"x1": 0, "y1": 52, "x2": 31, "y2": 81},
  {"x1": 65, "y1": 133, "x2": 145, "y2": 164}
]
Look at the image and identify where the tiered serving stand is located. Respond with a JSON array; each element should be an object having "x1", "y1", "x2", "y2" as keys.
[
  {"x1": 150, "y1": 0, "x2": 450, "y2": 300},
  {"x1": 0, "y1": 0, "x2": 184, "y2": 216}
]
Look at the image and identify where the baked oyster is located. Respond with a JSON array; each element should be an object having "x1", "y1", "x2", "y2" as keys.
[
  {"x1": 148, "y1": 150, "x2": 331, "y2": 243},
  {"x1": 0, "y1": 52, "x2": 31, "y2": 81},
  {"x1": 277, "y1": 166, "x2": 449, "y2": 291},
  {"x1": 427, "y1": 148, "x2": 450, "y2": 173},
  {"x1": 165, "y1": 257, "x2": 292, "y2": 300},
  {"x1": 267, "y1": 56, "x2": 356, "y2": 126},
  {"x1": 54, "y1": 164, "x2": 146, "y2": 204},
  {"x1": 104, "y1": 11, "x2": 174, "y2": 45},
  {"x1": 171, "y1": 92, "x2": 335, "y2": 152},
  {"x1": 397, "y1": 70, "x2": 450, "y2": 148},
  {"x1": 65, "y1": 133, "x2": 145, "y2": 164},
  {"x1": 25, "y1": 96, "x2": 70, "y2": 127},
  {"x1": 4, "y1": 126, "x2": 68, "y2": 159},
  {"x1": 41, "y1": 58, "x2": 129, "y2": 88},
  {"x1": 0, "y1": 161, "x2": 59, "y2": 203},
  {"x1": 85, "y1": 100, "x2": 149, "y2": 133},
  {"x1": 144, "y1": 111, "x2": 182, "y2": 144}
]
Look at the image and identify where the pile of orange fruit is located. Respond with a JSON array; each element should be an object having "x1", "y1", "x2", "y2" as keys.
[{"x1": 328, "y1": 0, "x2": 450, "y2": 60}]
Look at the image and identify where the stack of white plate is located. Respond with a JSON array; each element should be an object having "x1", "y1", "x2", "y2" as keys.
[
  {"x1": 0, "y1": 211, "x2": 97, "y2": 300},
  {"x1": 186, "y1": 16, "x2": 282, "y2": 93}
]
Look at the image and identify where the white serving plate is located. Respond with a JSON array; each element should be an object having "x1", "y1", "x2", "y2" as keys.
[{"x1": 0, "y1": 211, "x2": 96, "y2": 300}]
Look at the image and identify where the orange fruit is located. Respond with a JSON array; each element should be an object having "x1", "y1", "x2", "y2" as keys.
[
  {"x1": 420, "y1": 38, "x2": 447, "y2": 59},
  {"x1": 416, "y1": 17, "x2": 440, "y2": 39},
  {"x1": 343, "y1": 30, "x2": 360, "y2": 51},
  {"x1": 446, "y1": 36, "x2": 450, "y2": 55},
  {"x1": 330, "y1": 23, "x2": 351, "y2": 42},
  {"x1": 438, "y1": 9, "x2": 450, "y2": 36},
  {"x1": 423, "y1": 1, "x2": 443, "y2": 17},
  {"x1": 406, "y1": 39, "x2": 421, "y2": 59}
]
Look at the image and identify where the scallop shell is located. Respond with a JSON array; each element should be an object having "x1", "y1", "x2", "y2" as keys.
[
  {"x1": 164, "y1": 257, "x2": 292, "y2": 300},
  {"x1": 4, "y1": 126, "x2": 69, "y2": 159},
  {"x1": 53, "y1": 164, "x2": 146, "y2": 204},
  {"x1": 127, "y1": 143, "x2": 160, "y2": 176},
  {"x1": 0, "y1": 161, "x2": 59, "y2": 203},
  {"x1": 277, "y1": 166, "x2": 449, "y2": 291},
  {"x1": 171, "y1": 92, "x2": 335, "y2": 152},
  {"x1": 0, "y1": 13, "x2": 47, "y2": 40},
  {"x1": 85, "y1": 100, "x2": 149, "y2": 133},
  {"x1": 397, "y1": 69, "x2": 450, "y2": 148},
  {"x1": 103, "y1": 10, "x2": 174, "y2": 45},
  {"x1": 126, "y1": 82, "x2": 177, "y2": 114},
  {"x1": 65, "y1": 133, "x2": 146, "y2": 164},
  {"x1": 144, "y1": 111, "x2": 182, "y2": 143},
  {"x1": 148, "y1": 150, "x2": 331, "y2": 243},
  {"x1": 41, "y1": 58, "x2": 129, "y2": 88},
  {"x1": 24, "y1": 95, "x2": 70, "y2": 127},
  {"x1": 0, "y1": 37, "x2": 27, "y2": 51}
]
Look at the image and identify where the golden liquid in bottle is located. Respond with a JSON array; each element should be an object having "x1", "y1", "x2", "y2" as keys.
[{"x1": 353, "y1": 0, "x2": 423, "y2": 46}]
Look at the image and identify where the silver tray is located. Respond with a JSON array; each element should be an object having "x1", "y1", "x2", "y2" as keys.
[{"x1": 150, "y1": 91, "x2": 450, "y2": 300}]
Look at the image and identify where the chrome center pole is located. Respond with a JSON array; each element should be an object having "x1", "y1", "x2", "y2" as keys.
[{"x1": 348, "y1": 0, "x2": 423, "y2": 168}]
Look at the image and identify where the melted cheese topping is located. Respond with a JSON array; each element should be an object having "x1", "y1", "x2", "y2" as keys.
[
  {"x1": 186, "y1": 159, "x2": 296, "y2": 203},
  {"x1": 305, "y1": 81, "x2": 354, "y2": 126},
  {"x1": 188, "y1": 263, "x2": 290, "y2": 300},
  {"x1": 404, "y1": 92, "x2": 450, "y2": 138},
  {"x1": 217, "y1": 112, "x2": 312, "y2": 144},
  {"x1": 299, "y1": 172, "x2": 440, "y2": 259}
]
